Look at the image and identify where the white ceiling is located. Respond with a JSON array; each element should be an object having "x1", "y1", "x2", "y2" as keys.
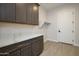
[{"x1": 40, "y1": 3, "x2": 65, "y2": 11}]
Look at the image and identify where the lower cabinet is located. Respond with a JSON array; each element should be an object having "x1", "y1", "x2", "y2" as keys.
[
  {"x1": 0, "y1": 36, "x2": 43, "y2": 56},
  {"x1": 9, "y1": 49, "x2": 20, "y2": 56},
  {"x1": 31, "y1": 36, "x2": 43, "y2": 56},
  {"x1": 9, "y1": 45, "x2": 32, "y2": 56},
  {"x1": 20, "y1": 45, "x2": 32, "y2": 56}
]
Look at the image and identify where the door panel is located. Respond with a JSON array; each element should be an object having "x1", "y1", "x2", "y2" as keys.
[{"x1": 57, "y1": 9, "x2": 75, "y2": 44}]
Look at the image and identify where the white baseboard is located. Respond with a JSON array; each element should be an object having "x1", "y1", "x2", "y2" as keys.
[
  {"x1": 74, "y1": 43, "x2": 79, "y2": 47},
  {"x1": 45, "y1": 38, "x2": 79, "y2": 47},
  {"x1": 44, "y1": 40, "x2": 48, "y2": 43},
  {"x1": 46, "y1": 38, "x2": 58, "y2": 42}
]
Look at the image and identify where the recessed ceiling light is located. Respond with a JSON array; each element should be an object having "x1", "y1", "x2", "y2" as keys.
[{"x1": 33, "y1": 6, "x2": 38, "y2": 11}]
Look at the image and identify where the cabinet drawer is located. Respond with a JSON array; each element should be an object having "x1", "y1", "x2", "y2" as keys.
[
  {"x1": 20, "y1": 45, "x2": 31, "y2": 56},
  {"x1": 9, "y1": 49, "x2": 20, "y2": 56},
  {"x1": 31, "y1": 36, "x2": 43, "y2": 42}
]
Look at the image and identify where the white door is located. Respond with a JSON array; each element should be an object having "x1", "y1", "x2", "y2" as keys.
[{"x1": 57, "y1": 9, "x2": 75, "y2": 44}]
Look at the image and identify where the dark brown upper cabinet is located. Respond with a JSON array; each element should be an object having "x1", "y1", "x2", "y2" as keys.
[
  {"x1": 0, "y1": 3, "x2": 16, "y2": 22},
  {"x1": 0, "y1": 3, "x2": 39, "y2": 25},
  {"x1": 16, "y1": 3, "x2": 27, "y2": 24},
  {"x1": 26, "y1": 3, "x2": 39, "y2": 25}
]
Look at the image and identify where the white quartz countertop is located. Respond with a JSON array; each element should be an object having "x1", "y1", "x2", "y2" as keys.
[
  {"x1": 0, "y1": 33, "x2": 43, "y2": 48},
  {"x1": 14, "y1": 33, "x2": 43, "y2": 43}
]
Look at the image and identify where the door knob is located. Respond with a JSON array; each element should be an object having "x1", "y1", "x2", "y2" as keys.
[{"x1": 58, "y1": 30, "x2": 61, "y2": 32}]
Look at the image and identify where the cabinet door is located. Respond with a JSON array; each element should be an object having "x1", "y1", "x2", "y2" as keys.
[
  {"x1": 31, "y1": 4, "x2": 39, "y2": 25},
  {"x1": 26, "y1": 3, "x2": 39, "y2": 25},
  {"x1": 0, "y1": 3, "x2": 16, "y2": 22},
  {"x1": 20, "y1": 45, "x2": 31, "y2": 56},
  {"x1": 16, "y1": 3, "x2": 27, "y2": 23},
  {"x1": 31, "y1": 36, "x2": 43, "y2": 56},
  {"x1": 9, "y1": 49, "x2": 20, "y2": 56}
]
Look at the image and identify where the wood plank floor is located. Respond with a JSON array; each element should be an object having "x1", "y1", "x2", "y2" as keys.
[{"x1": 40, "y1": 41, "x2": 79, "y2": 56}]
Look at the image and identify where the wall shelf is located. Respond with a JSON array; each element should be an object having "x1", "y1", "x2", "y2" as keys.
[{"x1": 39, "y1": 21, "x2": 51, "y2": 28}]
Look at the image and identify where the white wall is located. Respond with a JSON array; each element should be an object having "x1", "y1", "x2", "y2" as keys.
[
  {"x1": 46, "y1": 9, "x2": 58, "y2": 42},
  {"x1": 47, "y1": 4, "x2": 79, "y2": 46},
  {"x1": 39, "y1": 6, "x2": 48, "y2": 40},
  {"x1": 39, "y1": 6, "x2": 47, "y2": 27},
  {"x1": 47, "y1": 5, "x2": 73, "y2": 42},
  {"x1": 0, "y1": 6, "x2": 47, "y2": 47}
]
